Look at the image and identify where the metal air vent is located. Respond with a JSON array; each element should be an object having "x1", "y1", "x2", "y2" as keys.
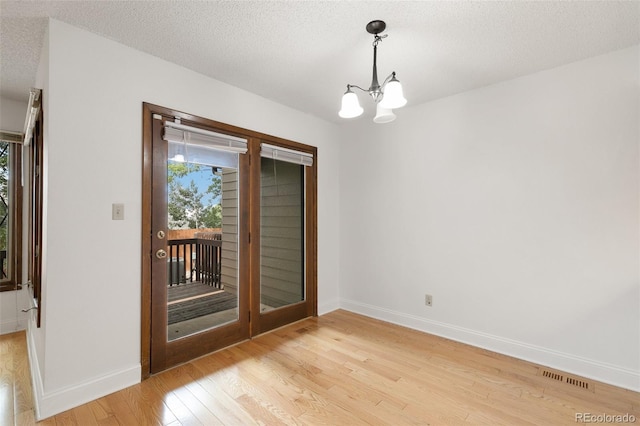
[{"x1": 537, "y1": 368, "x2": 594, "y2": 392}]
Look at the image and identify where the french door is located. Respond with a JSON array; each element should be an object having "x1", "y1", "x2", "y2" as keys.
[{"x1": 142, "y1": 104, "x2": 316, "y2": 375}]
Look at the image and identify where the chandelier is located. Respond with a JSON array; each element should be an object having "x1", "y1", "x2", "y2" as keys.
[{"x1": 339, "y1": 20, "x2": 407, "y2": 123}]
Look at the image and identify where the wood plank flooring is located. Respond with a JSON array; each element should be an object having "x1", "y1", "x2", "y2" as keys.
[
  {"x1": 0, "y1": 330, "x2": 35, "y2": 425},
  {"x1": 2, "y1": 309, "x2": 639, "y2": 425}
]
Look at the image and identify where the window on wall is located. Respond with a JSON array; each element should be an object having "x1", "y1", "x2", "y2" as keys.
[{"x1": 0, "y1": 133, "x2": 23, "y2": 292}]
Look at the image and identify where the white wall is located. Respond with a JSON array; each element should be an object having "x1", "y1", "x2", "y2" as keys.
[
  {"x1": 339, "y1": 45, "x2": 640, "y2": 391},
  {"x1": 30, "y1": 16, "x2": 638, "y2": 419},
  {"x1": 0, "y1": 97, "x2": 32, "y2": 334},
  {"x1": 29, "y1": 18, "x2": 341, "y2": 419},
  {"x1": 28, "y1": 24, "x2": 50, "y2": 420},
  {"x1": 0, "y1": 288, "x2": 30, "y2": 334},
  {"x1": 0, "y1": 97, "x2": 27, "y2": 131}
]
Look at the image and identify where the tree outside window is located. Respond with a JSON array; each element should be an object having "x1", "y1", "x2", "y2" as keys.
[
  {"x1": 0, "y1": 138, "x2": 21, "y2": 291},
  {"x1": 167, "y1": 162, "x2": 222, "y2": 230},
  {"x1": 0, "y1": 141, "x2": 9, "y2": 279}
]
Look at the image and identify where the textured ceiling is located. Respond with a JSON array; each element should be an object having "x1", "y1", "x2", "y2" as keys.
[{"x1": 1, "y1": 1, "x2": 638, "y2": 123}]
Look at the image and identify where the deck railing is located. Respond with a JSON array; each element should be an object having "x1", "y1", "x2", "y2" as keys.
[{"x1": 167, "y1": 234, "x2": 222, "y2": 287}]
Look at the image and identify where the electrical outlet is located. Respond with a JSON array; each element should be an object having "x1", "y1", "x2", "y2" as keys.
[{"x1": 425, "y1": 294, "x2": 433, "y2": 307}]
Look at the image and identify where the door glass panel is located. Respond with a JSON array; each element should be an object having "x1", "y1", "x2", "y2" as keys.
[
  {"x1": 166, "y1": 147, "x2": 239, "y2": 341},
  {"x1": 260, "y1": 157, "x2": 305, "y2": 312},
  {"x1": 0, "y1": 141, "x2": 11, "y2": 282}
]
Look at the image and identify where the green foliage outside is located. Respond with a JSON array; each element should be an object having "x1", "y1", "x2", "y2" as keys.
[
  {"x1": 167, "y1": 162, "x2": 222, "y2": 230},
  {"x1": 0, "y1": 142, "x2": 8, "y2": 251}
]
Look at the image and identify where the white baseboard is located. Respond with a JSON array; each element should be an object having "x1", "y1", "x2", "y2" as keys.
[
  {"x1": 0, "y1": 315, "x2": 27, "y2": 335},
  {"x1": 339, "y1": 298, "x2": 640, "y2": 392},
  {"x1": 318, "y1": 298, "x2": 340, "y2": 316},
  {"x1": 26, "y1": 325, "x2": 140, "y2": 420},
  {"x1": 26, "y1": 323, "x2": 44, "y2": 421}
]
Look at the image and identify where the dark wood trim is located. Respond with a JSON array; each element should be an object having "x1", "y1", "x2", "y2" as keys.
[
  {"x1": 34, "y1": 105, "x2": 43, "y2": 327},
  {"x1": 23, "y1": 99, "x2": 44, "y2": 326},
  {"x1": 140, "y1": 103, "x2": 153, "y2": 379},
  {"x1": 0, "y1": 282, "x2": 16, "y2": 292},
  {"x1": 249, "y1": 139, "x2": 261, "y2": 337},
  {"x1": 141, "y1": 102, "x2": 318, "y2": 376},
  {"x1": 308, "y1": 148, "x2": 318, "y2": 317},
  {"x1": 150, "y1": 116, "x2": 169, "y2": 372}
]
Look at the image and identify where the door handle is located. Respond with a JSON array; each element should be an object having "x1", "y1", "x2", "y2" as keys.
[{"x1": 156, "y1": 249, "x2": 167, "y2": 259}]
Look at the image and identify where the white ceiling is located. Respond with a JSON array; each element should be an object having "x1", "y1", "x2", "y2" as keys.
[{"x1": 1, "y1": 1, "x2": 638, "y2": 123}]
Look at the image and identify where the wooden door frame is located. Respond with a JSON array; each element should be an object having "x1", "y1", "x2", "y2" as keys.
[
  {"x1": 141, "y1": 103, "x2": 317, "y2": 379},
  {"x1": 27, "y1": 104, "x2": 44, "y2": 327}
]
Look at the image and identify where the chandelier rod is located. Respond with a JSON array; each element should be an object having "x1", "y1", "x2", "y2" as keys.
[{"x1": 369, "y1": 35, "x2": 382, "y2": 101}]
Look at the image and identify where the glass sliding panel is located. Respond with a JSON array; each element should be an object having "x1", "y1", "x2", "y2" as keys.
[
  {"x1": 260, "y1": 157, "x2": 305, "y2": 312},
  {"x1": 166, "y1": 148, "x2": 239, "y2": 341}
]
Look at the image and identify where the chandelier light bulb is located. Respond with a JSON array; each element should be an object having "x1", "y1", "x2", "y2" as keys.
[
  {"x1": 338, "y1": 88, "x2": 364, "y2": 118},
  {"x1": 379, "y1": 75, "x2": 407, "y2": 109}
]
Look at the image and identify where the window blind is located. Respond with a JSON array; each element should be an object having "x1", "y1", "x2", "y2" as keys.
[
  {"x1": 23, "y1": 88, "x2": 41, "y2": 146},
  {"x1": 260, "y1": 143, "x2": 313, "y2": 167},
  {"x1": 163, "y1": 121, "x2": 248, "y2": 154},
  {"x1": 0, "y1": 131, "x2": 24, "y2": 144}
]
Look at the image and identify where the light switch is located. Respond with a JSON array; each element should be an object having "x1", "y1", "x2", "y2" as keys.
[{"x1": 112, "y1": 203, "x2": 124, "y2": 220}]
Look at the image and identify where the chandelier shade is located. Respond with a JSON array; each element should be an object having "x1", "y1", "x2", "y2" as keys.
[
  {"x1": 373, "y1": 104, "x2": 396, "y2": 123},
  {"x1": 339, "y1": 87, "x2": 364, "y2": 118},
  {"x1": 378, "y1": 74, "x2": 407, "y2": 109},
  {"x1": 338, "y1": 20, "x2": 407, "y2": 123}
]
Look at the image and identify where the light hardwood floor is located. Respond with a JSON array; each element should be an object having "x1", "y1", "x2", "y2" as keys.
[
  {"x1": 2, "y1": 309, "x2": 639, "y2": 425},
  {"x1": 0, "y1": 329, "x2": 34, "y2": 425}
]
